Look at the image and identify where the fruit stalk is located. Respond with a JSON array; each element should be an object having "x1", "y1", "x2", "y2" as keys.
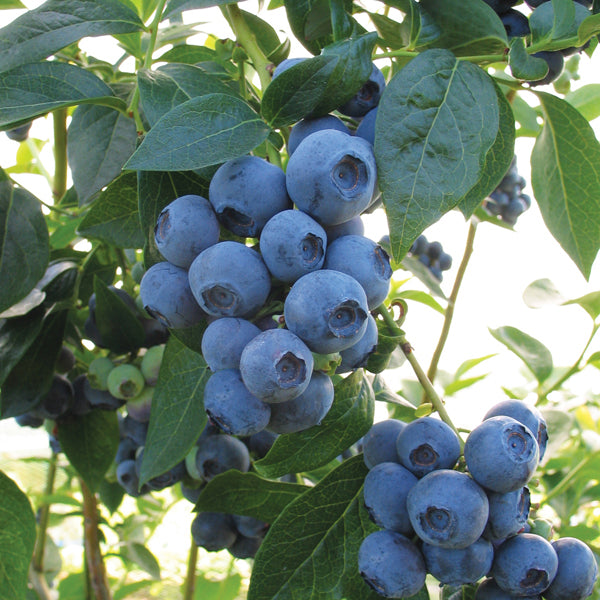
[
  {"x1": 32, "y1": 450, "x2": 58, "y2": 573},
  {"x1": 52, "y1": 108, "x2": 68, "y2": 202},
  {"x1": 80, "y1": 479, "x2": 112, "y2": 600},
  {"x1": 182, "y1": 535, "x2": 198, "y2": 600}
]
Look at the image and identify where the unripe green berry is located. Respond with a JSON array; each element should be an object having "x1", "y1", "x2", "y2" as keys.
[
  {"x1": 140, "y1": 345, "x2": 165, "y2": 386},
  {"x1": 185, "y1": 446, "x2": 204, "y2": 481},
  {"x1": 131, "y1": 261, "x2": 145, "y2": 284},
  {"x1": 107, "y1": 364, "x2": 145, "y2": 400},
  {"x1": 88, "y1": 356, "x2": 115, "y2": 390}
]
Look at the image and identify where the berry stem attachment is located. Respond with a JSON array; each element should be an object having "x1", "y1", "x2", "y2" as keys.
[
  {"x1": 426, "y1": 219, "x2": 478, "y2": 388},
  {"x1": 182, "y1": 535, "x2": 198, "y2": 600}
]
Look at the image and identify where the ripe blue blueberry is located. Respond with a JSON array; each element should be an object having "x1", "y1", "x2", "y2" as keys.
[
  {"x1": 233, "y1": 514, "x2": 269, "y2": 539},
  {"x1": 324, "y1": 215, "x2": 365, "y2": 243},
  {"x1": 491, "y1": 533, "x2": 558, "y2": 596},
  {"x1": 239, "y1": 328, "x2": 314, "y2": 403},
  {"x1": 358, "y1": 530, "x2": 426, "y2": 598},
  {"x1": 201, "y1": 317, "x2": 261, "y2": 371},
  {"x1": 337, "y1": 313, "x2": 378, "y2": 373},
  {"x1": 286, "y1": 129, "x2": 377, "y2": 226},
  {"x1": 34, "y1": 374, "x2": 73, "y2": 420},
  {"x1": 407, "y1": 469, "x2": 489, "y2": 549},
  {"x1": 203, "y1": 369, "x2": 271, "y2": 436},
  {"x1": 5, "y1": 121, "x2": 32, "y2": 142},
  {"x1": 324, "y1": 235, "x2": 392, "y2": 309},
  {"x1": 116, "y1": 459, "x2": 148, "y2": 497},
  {"x1": 355, "y1": 107, "x2": 378, "y2": 146},
  {"x1": 195, "y1": 432, "x2": 251, "y2": 480},
  {"x1": 191, "y1": 512, "x2": 237, "y2": 552},
  {"x1": 284, "y1": 270, "x2": 369, "y2": 353},
  {"x1": 484, "y1": 486, "x2": 531, "y2": 541},
  {"x1": 266, "y1": 370, "x2": 334, "y2": 434},
  {"x1": 528, "y1": 51, "x2": 564, "y2": 86},
  {"x1": 544, "y1": 537, "x2": 598, "y2": 600},
  {"x1": 259, "y1": 209, "x2": 327, "y2": 282},
  {"x1": 396, "y1": 417, "x2": 461, "y2": 478},
  {"x1": 154, "y1": 194, "x2": 220, "y2": 268},
  {"x1": 362, "y1": 419, "x2": 405, "y2": 469},
  {"x1": 272, "y1": 57, "x2": 305, "y2": 78},
  {"x1": 475, "y1": 577, "x2": 541, "y2": 599},
  {"x1": 288, "y1": 115, "x2": 351, "y2": 156},
  {"x1": 208, "y1": 155, "x2": 291, "y2": 237},
  {"x1": 188, "y1": 241, "x2": 271, "y2": 318},
  {"x1": 501, "y1": 9, "x2": 531, "y2": 38},
  {"x1": 140, "y1": 261, "x2": 206, "y2": 329},
  {"x1": 422, "y1": 537, "x2": 494, "y2": 587},
  {"x1": 465, "y1": 415, "x2": 539, "y2": 493},
  {"x1": 363, "y1": 461, "x2": 418, "y2": 535},
  {"x1": 338, "y1": 64, "x2": 386, "y2": 117}
]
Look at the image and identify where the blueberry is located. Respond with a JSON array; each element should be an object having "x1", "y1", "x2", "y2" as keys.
[
  {"x1": 140, "y1": 345, "x2": 165, "y2": 386},
  {"x1": 146, "y1": 461, "x2": 186, "y2": 492},
  {"x1": 126, "y1": 385, "x2": 153, "y2": 423},
  {"x1": 407, "y1": 469, "x2": 489, "y2": 549},
  {"x1": 484, "y1": 486, "x2": 531, "y2": 541},
  {"x1": 188, "y1": 241, "x2": 271, "y2": 319},
  {"x1": 288, "y1": 115, "x2": 351, "y2": 156},
  {"x1": 422, "y1": 537, "x2": 494, "y2": 587},
  {"x1": 475, "y1": 577, "x2": 541, "y2": 599},
  {"x1": 363, "y1": 462, "x2": 418, "y2": 535},
  {"x1": 56, "y1": 346, "x2": 76, "y2": 374},
  {"x1": 244, "y1": 429, "x2": 278, "y2": 459},
  {"x1": 491, "y1": 533, "x2": 558, "y2": 596},
  {"x1": 15, "y1": 412, "x2": 45, "y2": 428},
  {"x1": 396, "y1": 417, "x2": 461, "y2": 478},
  {"x1": 362, "y1": 419, "x2": 405, "y2": 469},
  {"x1": 528, "y1": 51, "x2": 564, "y2": 86},
  {"x1": 5, "y1": 121, "x2": 32, "y2": 142},
  {"x1": 324, "y1": 235, "x2": 392, "y2": 309},
  {"x1": 259, "y1": 209, "x2": 327, "y2": 283},
  {"x1": 208, "y1": 155, "x2": 291, "y2": 237},
  {"x1": 338, "y1": 64, "x2": 386, "y2": 118},
  {"x1": 88, "y1": 356, "x2": 115, "y2": 390},
  {"x1": 115, "y1": 437, "x2": 138, "y2": 464},
  {"x1": 180, "y1": 481, "x2": 204, "y2": 504},
  {"x1": 107, "y1": 364, "x2": 145, "y2": 400},
  {"x1": 336, "y1": 313, "x2": 378, "y2": 373},
  {"x1": 70, "y1": 375, "x2": 93, "y2": 416},
  {"x1": 240, "y1": 328, "x2": 314, "y2": 403},
  {"x1": 358, "y1": 530, "x2": 426, "y2": 598},
  {"x1": 203, "y1": 369, "x2": 271, "y2": 436},
  {"x1": 81, "y1": 375, "x2": 125, "y2": 411},
  {"x1": 525, "y1": 0, "x2": 547, "y2": 6},
  {"x1": 195, "y1": 433, "x2": 251, "y2": 481},
  {"x1": 284, "y1": 270, "x2": 369, "y2": 354},
  {"x1": 272, "y1": 57, "x2": 305, "y2": 79},
  {"x1": 355, "y1": 107, "x2": 378, "y2": 146},
  {"x1": 266, "y1": 370, "x2": 334, "y2": 434},
  {"x1": 501, "y1": 9, "x2": 531, "y2": 37},
  {"x1": 233, "y1": 514, "x2": 269, "y2": 539},
  {"x1": 201, "y1": 317, "x2": 261, "y2": 371},
  {"x1": 228, "y1": 533, "x2": 263, "y2": 559},
  {"x1": 34, "y1": 374, "x2": 73, "y2": 420},
  {"x1": 484, "y1": 400, "x2": 548, "y2": 461},
  {"x1": 427, "y1": 241, "x2": 443, "y2": 260},
  {"x1": 286, "y1": 129, "x2": 377, "y2": 226},
  {"x1": 191, "y1": 512, "x2": 237, "y2": 552},
  {"x1": 410, "y1": 235, "x2": 429, "y2": 256},
  {"x1": 544, "y1": 537, "x2": 598, "y2": 600},
  {"x1": 324, "y1": 215, "x2": 365, "y2": 243},
  {"x1": 464, "y1": 416, "x2": 539, "y2": 493},
  {"x1": 121, "y1": 414, "x2": 149, "y2": 446},
  {"x1": 140, "y1": 261, "x2": 206, "y2": 329},
  {"x1": 116, "y1": 459, "x2": 148, "y2": 497},
  {"x1": 154, "y1": 195, "x2": 219, "y2": 269}
]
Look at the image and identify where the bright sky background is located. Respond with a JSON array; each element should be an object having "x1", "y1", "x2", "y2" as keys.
[{"x1": 1, "y1": 0, "x2": 600, "y2": 437}]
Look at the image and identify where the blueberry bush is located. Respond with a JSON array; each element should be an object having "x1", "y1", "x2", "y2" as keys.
[{"x1": 1, "y1": 0, "x2": 600, "y2": 599}]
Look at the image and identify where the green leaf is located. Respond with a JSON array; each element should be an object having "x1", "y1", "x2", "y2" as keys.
[
  {"x1": 530, "y1": 0, "x2": 590, "y2": 47},
  {"x1": 375, "y1": 49, "x2": 499, "y2": 261},
  {"x1": 564, "y1": 84, "x2": 600, "y2": 121},
  {"x1": 194, "y1": 471, "x2": 308, "y2": 522},
  {"x1": 164, "y1": 0, "x2": 246, "y2": 18},
  {"x1": 0, "y1": 0, "x2": 144, "y2": 73},
  {"x1": 0, "y1": 176, "x2": 49, "y2": 314},
  {"x1": 531, "y1": 92, "x2": 600, "y2": 280},
  {"x1": 78, "y1": 173, "x2": 144, "y2": 248},
  {"x1": 490, "y1": 325, "x2": 554, "y2": 383},
  {"x1": 57, "y1": 409, "x2": 120, "y2": 492},
  {"x1": 93, "y1": 278, "x2": 145, "y2": 353},
  {"x1": 261, "y1": 32, "x2": 377, "y2": 127},
  {"x1": 139, "y1": 336, "x2": 210, "y2": 487},
  {"x1": 0, "y1": 62, "x2": 125, "y2": 129},
  {"x1": 0, "y1": 1, "x2": 26, "y2": 8},
  {"x1": 577, "y1": 12, "x2": 600, "y2": 44},
  {"x1": 114, "y1": 581, "x2": 154, "y2": 600},
  {"x1": 138, "y1": 64, "x2": 237, "y2": 128},
  {"x1": 125, "y1": 93, "x2": 270, "y2": 171},
  {"x1": 444, "y1": 374, "x2": 487, "y2": 396},
  {"x1": 121, "y1": 542, "x2": 161, "y2": 579},
  {"x1": 193, "y1": 573, "x2": 242, "y2": 600},
  {"x1": 248, "y1": 455, "x2": 380, "y2": 600},
  {"x1": 67, "y1": 104, "x2": 137, "y2": 204},
  {"x1": 240, "y1": 9, "x2": 290, "y2": 62},
  {"x1": 522, "y1": 278, "x2": 566, "y2": 308},
  {"x1": 158, "y1": 44, "x2": 218, "y2": 64},
  {"x1": 254, "y1": 371, "x2": 374, "y2": 479},
  {"x1": 0, "y1": 306, "x2": 45, "y2": 386},
  {"x1": 419, "y1": 0, "x2": 508, "y2": 56},
  {"x1": 396, "y1": 289, "x2": 445, "y2": 315},
  {"x1": 0, "y1": 310, "x2": 68, "y2": 418},
  {"x1": 512, "y1": 94, "x2": 542, "y2": 137},
  {"x1": 563, "y1": 290, "x2": 600, "y2": 319},
  {"x1": 509, "y1": 37, "x2": 549, "y2": 81},
  {"x1": 455, "y1": 354, "x2": 497, "y2": 379},
  {"x1": 0, "y1": 471, "x2": 36, "y2": 600},
  {"x1": 137, "y1": 170, "x2": 211, "y2": 268}
]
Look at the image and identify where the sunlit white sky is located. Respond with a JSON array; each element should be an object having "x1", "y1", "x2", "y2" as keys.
[{"x1": 1, "y1": 0, "x2": 600, "y2": 437}]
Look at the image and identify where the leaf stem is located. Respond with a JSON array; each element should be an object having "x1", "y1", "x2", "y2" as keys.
[
  {"x1": 52, "y1": 108, "x2": 68, "y2": 203},
  {"x1": 144, "y1": 0, "x2": 169, "y2": 69},
  {"x1": 32, "y1": 451, "x2": 58, "y2": 573},
  {"x1": 426, "y1": 219, "x2": 478, "y2": 387},
  {"x1": 222, "y1": 4, "x2": 273, "y2": 91},
  {"x1": 376, "y1": 305, "x2": 463, "y2": 446},
  {"x1": 80, "y1": 479, "x2": 112, "y2": 600},
  {"x1": 182, "y1": 535, "x2": 198, "y2": 600}
]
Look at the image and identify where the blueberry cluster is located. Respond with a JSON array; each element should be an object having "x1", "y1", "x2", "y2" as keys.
[
  {"x1": 408, "y1": 235, "x2": 452, "y2": 281},
  {"x1": 139, "y1": 66, "x2": 392, "y2": 439},
  {"x1": 357, "y1": 400, "x2": 598, "y2": 599},
  {"x1": 484, "y1": 157, "x2": 532, "y2": 225}
]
